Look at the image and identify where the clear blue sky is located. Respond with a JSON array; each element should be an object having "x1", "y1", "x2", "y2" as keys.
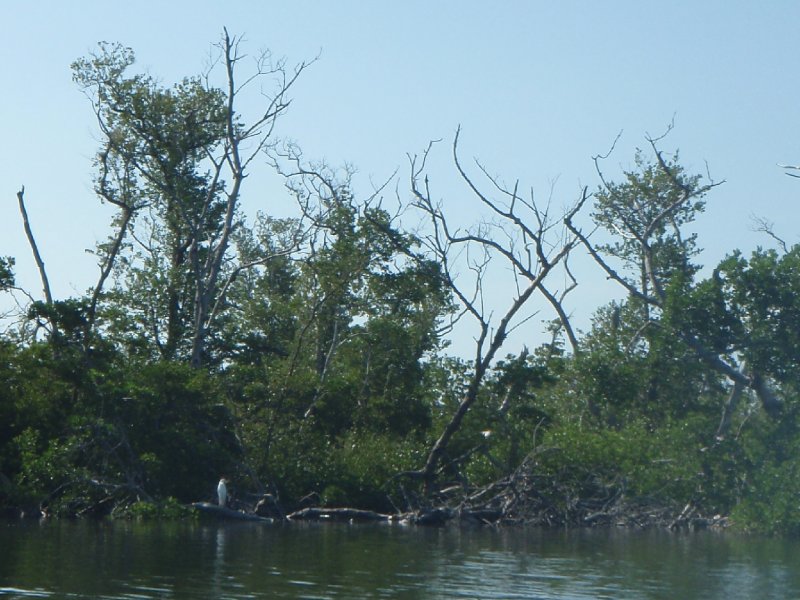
[{"x1": 2, "y1": 1, "x2": 799, "y2": 351}]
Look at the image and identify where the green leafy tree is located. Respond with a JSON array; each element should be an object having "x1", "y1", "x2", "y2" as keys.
[
  {"x1": 0, "y1": 257, "x2": 13, "y2": 290},
  {"x1": 73, "y1": 32, "x2": 310, "y2": 367},
  {"x1": 592, "y1": 149, "x2": 706, "y2": 318},
  {"x1": 675, "y1": 246, "x2": 800, "y2": 435},
  {"x1": 568, "y1": 137, "x2": 788, "y2": 432},
  {"x1": 219, "y1": 172, "x2": 452, "y2": 506}
]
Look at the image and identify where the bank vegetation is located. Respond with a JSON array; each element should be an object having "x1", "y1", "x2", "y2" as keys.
[{"x1": 2, "y1": 32, "x2": 798, "y2": 535}]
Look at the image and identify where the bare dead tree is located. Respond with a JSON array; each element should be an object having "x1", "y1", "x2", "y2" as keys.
[
  {"x1": 187, "y1": 29, "x2": 313, "y2": 368},
  {"x1": 15, "y1": 187, "x2": 53, "y2": 308},
  {"x1": 406, "y1": 127, "x2": 587, "y2": 493},
  {"x1": 13, "y1": 186, "x2": 61, "y2": 339}
]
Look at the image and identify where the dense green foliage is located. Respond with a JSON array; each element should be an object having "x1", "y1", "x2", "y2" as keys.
[{"x1": 2, "y1": 36, "x2": 798, "y2": 535}]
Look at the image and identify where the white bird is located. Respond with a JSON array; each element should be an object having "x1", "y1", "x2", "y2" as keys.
[{"x1": 217, "y1": 478, "x2": 228, "y2": 508}]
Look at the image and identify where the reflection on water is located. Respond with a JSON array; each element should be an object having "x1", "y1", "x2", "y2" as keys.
[{"x1": 1, "y1": 519, "x2": 799, "y2": 599}]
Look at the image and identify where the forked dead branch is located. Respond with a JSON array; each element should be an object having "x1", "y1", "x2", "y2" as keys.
[{"x1": 404, "y1": 127, "x2": 587, "y2": 496}]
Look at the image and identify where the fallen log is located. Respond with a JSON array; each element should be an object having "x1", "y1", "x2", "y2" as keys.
[
  {"x1": 192, "y1": 502, "x2": 273, "y2": 522},
  {"x1": 287, "y1": 507, "x2": 391, "y2": 522},
  {"x1": 460, "y1": 508, "x2": 503, "y2": 524},
  {"x1": 408, "y1": 507, "x2": 454, "y2": 526}
]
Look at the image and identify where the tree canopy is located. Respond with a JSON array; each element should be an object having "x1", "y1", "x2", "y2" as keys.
[{"x1": 1, "y1": 33, "x2": 798, "y2": 535}]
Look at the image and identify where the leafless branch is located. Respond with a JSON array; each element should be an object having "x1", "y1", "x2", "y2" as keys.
[
  {"x1": 16, "y1": 187, "x2": 54, "y2": 313},
  {"x1": 750, "y1": 214, "x2": 789, "y2": 253},
  {"x1": 539, "y1": 256, "x2": 580, "y2": 355},
  {"x1": 778, "y1": 163, "x2": 800, "y2": 178}
]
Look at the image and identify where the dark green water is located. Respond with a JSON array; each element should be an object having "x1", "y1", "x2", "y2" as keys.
[{"x1": 1, "y1": 519, "x2": 799, "y2": 599}]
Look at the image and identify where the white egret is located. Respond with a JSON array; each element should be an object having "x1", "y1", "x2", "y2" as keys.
[{"x1": 217, "y1": 477, "x2": 228, "y2": 508}]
